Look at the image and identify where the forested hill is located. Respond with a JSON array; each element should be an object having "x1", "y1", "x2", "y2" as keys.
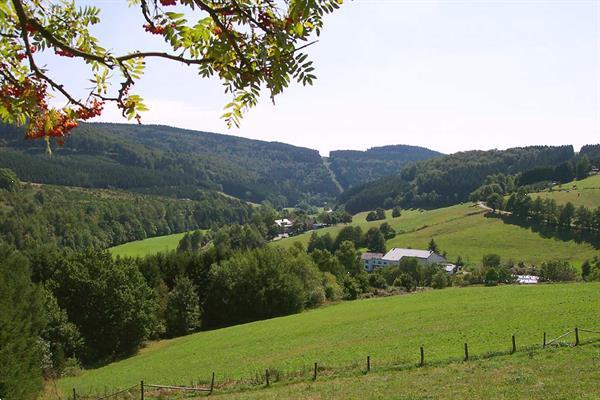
[
  {"x1": 339, "y1": 145, "x2": 576, "y2": 213},
  {"x1": 0, "y1": 123, "x2": 338, "y2": 206},
  {"x1": 328, "y1": 145, "x2": 443, "y2": 189}
]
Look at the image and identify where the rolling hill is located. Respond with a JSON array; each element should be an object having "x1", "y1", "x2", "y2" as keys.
[
  {"x1": 0, "y1": 123, "x2": 339, "y2": 206},
  {"x1": 339, "y1": 145, "x2": 576, "y2": 213},
  {"x1": 273, "y1": 203, "x2": 599, "y2": 267},
  {"x1": 328, "y1": 145, "x2": 443, "y2": 189},
  {"x1": 529, "y1": 174, "x2": 600, "y2": 208},
  {"x1": 53, "y1": 283, "x2": 600, "y2": 398}
]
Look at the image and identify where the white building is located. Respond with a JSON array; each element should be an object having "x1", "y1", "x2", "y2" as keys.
[
  {"x1": 274, "y1": 218, "x2": 294, "y2": 233},
  {"x1": 362, "y1": 248, "x2": 447, "y2": 272},
  {"x1": 380, "y1": 248, "x2": 446, "y2": 267}
]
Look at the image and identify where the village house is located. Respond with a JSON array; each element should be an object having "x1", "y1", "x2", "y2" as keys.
[
  {"x1": 361, "y1": 252, "x2": 385, "y2": 272},
  {"x1": 362, "y1": 247, "x2": 447, "y2": 272},
  {"x1": 274, "y1": 218, "x2": 294, "y2": 234}
]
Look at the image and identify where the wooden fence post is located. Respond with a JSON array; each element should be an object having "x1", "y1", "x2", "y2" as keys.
[
  {"x1": 543, "y1": 332, "x2": 546, "y2": 348},
  {"x1": 140, "y1": 380, "x2": 144, "y2": 400},
  {"x1": 575, "y1": 327, "x2": 579, "y2": 346},
  {"x1": 210, "y1": 372, "x2": 215, "y2": 395},
  {"x1": 367, "y1": 355, "x2": 371, "y2": 372},
  {"x1": 511, "y1": 335, "x2": 516, "y2": 354},
  {"x1": 464, "y1": 343, "x2": 469, "y2": 361},
  {"x1": 313, "y1": 362, "x2": 318, "y2": 381},
  {"x1": 420, "y1": 346, "x2": 424, "y2": 367},
  {"x1": 265, "y1": 369, "x2": 270, "y2": 387}
]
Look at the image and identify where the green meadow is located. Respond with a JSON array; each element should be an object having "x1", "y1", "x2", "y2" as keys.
[
  {"x1": 530, "y1": 174, "x2": 600, "y2": 208},
  {"x1": 275, "y1": 203, "x2": 599, "y2": 267},
  {"x1": 109, "y1": 232, "x2": 189, "y2": 258},
  {"x1": 56, "y1": 283, "x2": 600, "y2": 396},
  {"x1": 217, "y1": 345, "x2": 600, "y2": 400}
]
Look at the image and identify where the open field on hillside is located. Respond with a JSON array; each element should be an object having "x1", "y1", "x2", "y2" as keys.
[
  {"x1": 217, "y1": 344, "x2": 600, "y2": 400},
  {"x1": 56, "y1": 283, "x2": 600, "y2": 396},
  {"x1": 275, "y1": 203, "x2": 599, "y2": 267},
  {"x1": 109, "y1": 232, "x2": 188, "y2": 258},
  {"x1": 530, "y1": 174, "x2": 600, "y2": 208}
]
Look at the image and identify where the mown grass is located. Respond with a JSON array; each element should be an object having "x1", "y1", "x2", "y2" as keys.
[
  {"x1": 56, "y1": 283, "x2": 600, "y2": 396},
  {"x1": 109, "y1": 232, "x2": 189, "y2": 258},
  {"x1": 530, "y1": 174, "x2": 600, "y2": 208},
  {"x1": 215, "y1": 344, "x2": 600, "y2": 399},
  {"x1": 275, "y1": 203, "x2": 599, "y2": 267}
]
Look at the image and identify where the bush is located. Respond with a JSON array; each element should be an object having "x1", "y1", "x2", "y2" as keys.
[
  {"x1": 485, "y1": 268, "x2": 499, "y2": 286},
  {"x1": 342, "y1": 276, "x2": 361, "y2": 300},
  {"x1": 322, "y1": 272, "x2": 343, "y2": 301},
  {"x1": 393, "y1": 273, "x2": 416, "y2": 292},
  {"x1": 369, "y1": 272, "x2": 388, "y2": 289},
  {"x1": 539, "y1": 260, "x2": 577, "y2": 282},
  {"x1": 431, "y1": 271, "x2": 448, "y2": 289},
  {"x1": 392, "y1": 207, "x2": 402, "y2": 218}
]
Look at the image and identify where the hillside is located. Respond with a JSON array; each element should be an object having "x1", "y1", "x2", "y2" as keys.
[
  {"x1": 529, "y1": 174, "x2": 600, "y2": 208},
  {"x1": 0, "y1": 182, "x2": 252, "y2": 251},
  {"x1": 0, "y1": 123, "x2": 339, "y2": 206},
  {"x1": 54, "y1": 283, "x2": 600, "y2": 397},
  {"x1": 328, "y1": 145, "x2": 443, "y2": 189},
  {"x1": 273, "y1": 203, "x2": 599, "y2": 267},
  {"x1": 339, "y1": 145, "x2": 576, "y2": 213}
]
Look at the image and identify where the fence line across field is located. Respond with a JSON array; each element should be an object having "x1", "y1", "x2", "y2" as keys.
[{"x1": 70, "y1": 327, "x2": 598, "y2": 400}]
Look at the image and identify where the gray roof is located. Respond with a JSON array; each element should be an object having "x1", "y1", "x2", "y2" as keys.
[
  {"x1": 382, "y1": 248, "x2": 432, "y2": 261},
  {"x1": 361, "y1": 252, "x2": 384, "y2": 260}
]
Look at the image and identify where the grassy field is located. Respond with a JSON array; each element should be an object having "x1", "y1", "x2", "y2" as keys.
[
  {"x1": 109, "y1": 232, "x2": 189, "y2": 258},
  {"x1": 274, "y1": 203, "x2": 599, "y2": 267},
  {"x1": 56, "y1": 283, "x2": 600, "y2": 396},
  {"x1": 530, "y1": 174, "x2": 600, "y2": 208},
  {"x1": 216, "y1": 344, "x2": 600, "y2": 399}
]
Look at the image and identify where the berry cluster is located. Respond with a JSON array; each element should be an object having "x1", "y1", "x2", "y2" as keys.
[
  {"x1": 75, "y1": 99, "x2": 104, "y2": 120},
  {"x1": 55, "y1": 48, "x2": 74, "y2": 57},
  {"x1": 159, "y1": 0, "x2": 177, "y2": 5},
  {"x1": 144, "y1": 23, "x2": 166, "y2": 35}
]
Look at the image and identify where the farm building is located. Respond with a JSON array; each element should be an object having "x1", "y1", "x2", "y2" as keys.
[
  {"x1": 362, "y1": 248, "x2": 447, "y2": 272},
  {"x1": 274, "y1": 218, "x2": 294, "y2": 233},
  {"x1": 361, "y1": 252, "x2": 385, "y2": 272}
]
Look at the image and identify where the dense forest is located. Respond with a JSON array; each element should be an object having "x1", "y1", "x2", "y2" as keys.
[
  {"x1": 339, "y1": 145, "x2": 576, "y2": 213},
  {"x1": 0, "y1": 123, "x2": 339, "y2": 206},
  {"x1": 328, "y1": 145, "x2": 442, "y2": 189},
  {"x1": 0, "y1": 172, "x2": 254, "y2": 251}
]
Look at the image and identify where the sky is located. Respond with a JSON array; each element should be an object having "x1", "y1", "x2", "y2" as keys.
[{"x1": 44, "y1": 0, "x2": 599, "y2": 155}]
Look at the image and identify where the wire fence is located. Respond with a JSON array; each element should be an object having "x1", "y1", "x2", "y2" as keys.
[{"x1": 69, "y1": 327, "x2": 599, "y2": 400}]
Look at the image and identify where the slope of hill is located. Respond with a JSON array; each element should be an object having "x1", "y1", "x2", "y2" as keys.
[
  {"x1": 55, "y1": 283, "x2": 600, "y2": 396},
  {"x1": 0, "y1": 182, "x2": 252, "y2": 251},
  {"x1": 0, "y1": 123, "x2": 339, "y2": 205},
  {"x1": 529, "y1": 175, "x2": 600, "y2": 208},
  {"x1": 273, "y1": 203, "x2": 599, "y2": 267},
  {"x1": 328, "y1": 145, "x2": 443, "y2": 189},
  {"x1": 339, "y1": 145, "x2": 576, "y2": 213}
]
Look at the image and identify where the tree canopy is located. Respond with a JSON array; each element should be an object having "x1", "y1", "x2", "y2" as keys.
[{"x1": 0, "y1": 0, "x2": 341, "y2": 145}]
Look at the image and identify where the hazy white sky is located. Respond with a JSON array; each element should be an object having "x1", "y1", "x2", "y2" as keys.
[{"x1": 47, "y1": 0, "x2": 599, "y2": 155}]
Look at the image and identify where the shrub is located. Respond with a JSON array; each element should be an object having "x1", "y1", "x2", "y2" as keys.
[
  {"x1": 322, "y1": 272, "x2": 343, "y2": 301},
  {"x1": 369, "y1": 272, "x2": 388, "y2": 289},
  {"x1": 485, "y1": 268, "x2": 499, "y2": 286},
  {"x1": 393, "y1": 273, "x2": 416, "y2": 292},
  {"x1": 539, "y1": 260, "x2": 577, "y2": 282},
  {"x1": 392, "y1": 207, "x2": 402, "y2": 218},
  {"x1": 431, "y1": 271, "x2": 448, "y2": 289}
]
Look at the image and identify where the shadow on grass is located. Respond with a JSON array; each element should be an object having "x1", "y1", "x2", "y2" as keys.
[{"x1": 483, "y1": 213, "x2": 600, "y2": 250}]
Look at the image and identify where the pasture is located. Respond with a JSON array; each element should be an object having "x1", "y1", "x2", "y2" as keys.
[
  {"x1": 109, "y1": 232, "x2": 188, "y2": 258},
  {"x1": 56, "y1": 283, "x2": 600, "y2": 395},
  {"x1": 530, "y1": 174, "x2": 600, "y2": 208},
  {"x1": 274, "y1": 203, "x2": 599, "y2": 267}
]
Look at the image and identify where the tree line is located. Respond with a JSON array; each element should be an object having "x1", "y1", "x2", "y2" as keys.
[{"x1": 339, "y1": 145, "x2": 577, "y2": 213}]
